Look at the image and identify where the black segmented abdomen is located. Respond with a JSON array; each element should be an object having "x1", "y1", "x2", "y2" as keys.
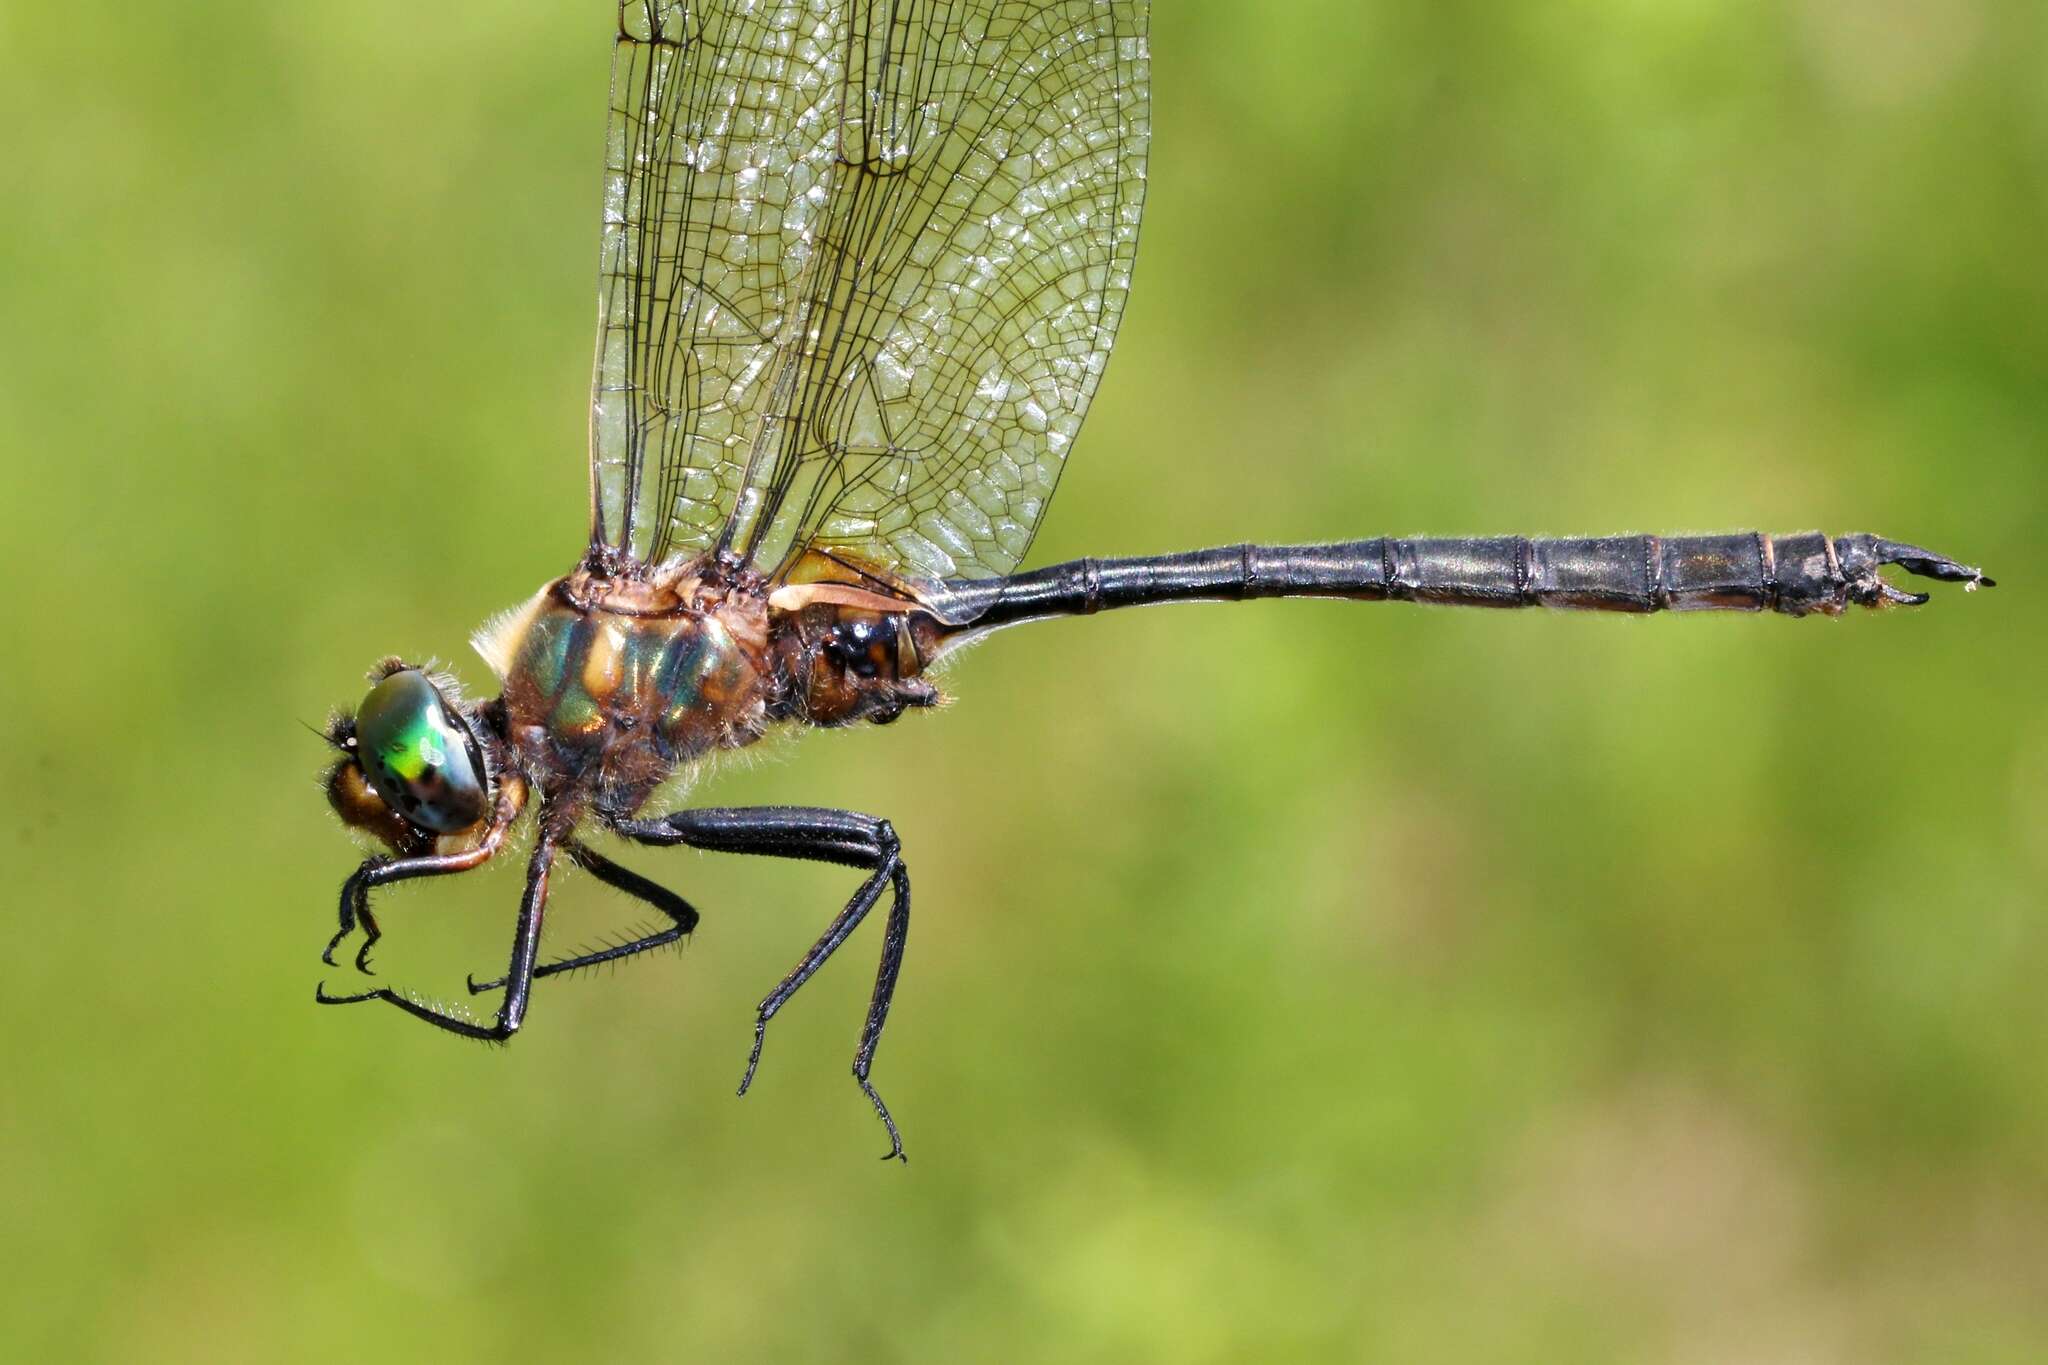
[
  {"x1": 1321, "y1": 531, "x2": 1844, "y2": 614},
  {"x1": 924, "y1": 532, "x2": 1990, "y2": 637}
]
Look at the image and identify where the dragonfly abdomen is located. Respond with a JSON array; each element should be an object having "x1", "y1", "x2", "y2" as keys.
[{"x1": 926, "y1": 532, "x2": 1991, "y2": 640}]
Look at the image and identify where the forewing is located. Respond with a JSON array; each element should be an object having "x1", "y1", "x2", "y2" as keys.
[
  {"x1": 589, "y1": 0, "x2": 795, "y2": 562},
  {"x1": 587, "y1": 0, "x2": 1149, "y2": 580}
]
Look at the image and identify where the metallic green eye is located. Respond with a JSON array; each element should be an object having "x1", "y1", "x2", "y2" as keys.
[{"x1": 354, "y1": 669, "x2": 488, "y2": 833}]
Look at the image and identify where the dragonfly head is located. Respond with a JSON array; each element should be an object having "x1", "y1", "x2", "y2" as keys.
[{"x1": 322, "y1": 661, "x2": 496, "y2": 848}]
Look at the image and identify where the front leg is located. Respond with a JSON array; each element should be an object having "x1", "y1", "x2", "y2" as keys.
[
  {"x1": 322, "y1": 845, "x2": 494, "y2": 974},
  {"x1": 317, "y1": 833, "x2": 557, "y2": 1042},
  {"x1": 612, "y1": 806, "x2": 912, "y2": 1162},
  {"x1": 321, "y1": 786, "x2": 522, "y2": 973}
]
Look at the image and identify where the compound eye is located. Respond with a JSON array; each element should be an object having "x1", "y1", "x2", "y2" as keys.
[{"x1": 354, "y1": 669, "x2": 489, "y2": 833}]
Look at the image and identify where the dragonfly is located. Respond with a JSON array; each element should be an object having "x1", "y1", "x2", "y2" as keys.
[{"x1": 316, "y1": 0, "x2": 1992, "y2": 1160}]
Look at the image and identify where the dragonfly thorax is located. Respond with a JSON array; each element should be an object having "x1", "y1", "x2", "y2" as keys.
[
  {"x1": 486, "y1": 567, "x2": 776, "y2": 816},
  {"x1": 468, "y1": 554, "x2": 940, "y2": 820}
]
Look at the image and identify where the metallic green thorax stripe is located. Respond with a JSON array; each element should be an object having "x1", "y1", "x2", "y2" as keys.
[
  {"x1": 621, "y1": 625, "x2": 670, "y2": 700},
  {"x1": 520, "y1": 611, "x2": 581, "y2": 699},
  {"x1": 549, "y1": 689, "x2": 603, "y2": 732}
]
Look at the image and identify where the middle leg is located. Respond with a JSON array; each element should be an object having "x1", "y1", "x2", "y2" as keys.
[{"x1": 467, "y1": 838, "x2": 702, "y2": 994}]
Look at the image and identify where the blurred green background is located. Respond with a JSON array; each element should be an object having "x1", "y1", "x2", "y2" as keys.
[{"x1": 2, "y1": 1, "x2": 2042, "y2": 1360}]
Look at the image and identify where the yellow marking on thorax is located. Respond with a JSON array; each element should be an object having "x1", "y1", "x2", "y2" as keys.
[
  {"x1": 582, "y1": 617, "x2": 628, "y2": 699},
  {"x1": 767, "y1": 582, "x2": 919, "y2": 615}
]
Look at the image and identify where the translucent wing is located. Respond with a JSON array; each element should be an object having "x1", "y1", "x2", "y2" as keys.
[{"x1": 588, "y1": 0, "x2": 1149, "y2": 581}]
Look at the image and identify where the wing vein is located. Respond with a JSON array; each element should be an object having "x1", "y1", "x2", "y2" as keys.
[{"x1": 586, "y1": 1, "x2": 1149, "y2": 583}]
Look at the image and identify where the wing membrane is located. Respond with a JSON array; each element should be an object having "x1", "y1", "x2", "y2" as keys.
[{"x1": 588, "y1": 0, "x2": 1149, "y2": 581}]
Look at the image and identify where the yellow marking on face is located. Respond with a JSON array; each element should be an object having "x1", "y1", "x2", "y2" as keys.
[{"x1": 582, "y1": 618, "x2": 627, "y2": 699}]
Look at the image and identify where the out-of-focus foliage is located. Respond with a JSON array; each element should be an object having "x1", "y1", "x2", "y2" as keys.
[{"x1": 1, "y1": 2, "x2": 2041, "y2": 1361}]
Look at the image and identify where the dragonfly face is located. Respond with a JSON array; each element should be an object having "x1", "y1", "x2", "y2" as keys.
[
  {"x1": 353, "y1": 667, "x2": 493, "y2": 834},
  {"x1": 323, "y1": 662, "x2": 499, "y2": 853},
  {"x1": 312, "y1": 1, "x2": 1986, "y2": 1160}
]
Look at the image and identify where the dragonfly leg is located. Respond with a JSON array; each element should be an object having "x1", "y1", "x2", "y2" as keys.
[
  {"x1": 323, "y1": 858, "x2": 387, "y2": 973},
  {"x1": 323, "y1": 844, "x2": 494, "y2": 975},
  {"x1": 320, "y1": 787, "x2": 523, "y2": 973},
  {"x1": 611, "y1": 806, "x2": 912, "y2": 1162},
  {"x1": 466, "y1": 838, "x2": 701, "y2": 994},
  {"x1": 317, "y1": 834, "x2": 556, "y2": 1042}
]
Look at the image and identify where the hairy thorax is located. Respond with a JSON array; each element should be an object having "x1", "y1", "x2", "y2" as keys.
[
  {"x1": 474, "y1": 553, "x2": 947, "y2": 824},
  {"x1": 481, "y1": 561, "x2": 777, "y2": 819}
]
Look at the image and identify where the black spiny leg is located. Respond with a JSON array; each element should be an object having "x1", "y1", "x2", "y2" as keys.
[
  {"x1": 321, "y1": 787, "x2": 522, "y2": 974},
  {"x1": 466, "y1": 839, "x2": 701, "y2": 994},
  {"x1": 323, "y1": 843, "x2": 498, "y2": 974},
  {"x1": 612, "y1": 806, "x2": 912, "y2": 1162},
  {"x1": 316, "y1": 835, "x2": 556, "y2": 1042}
]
